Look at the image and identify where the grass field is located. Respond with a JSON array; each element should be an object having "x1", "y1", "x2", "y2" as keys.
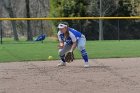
[{"x1": 0, "y1": 39, "x2": 140, "y2": 62}]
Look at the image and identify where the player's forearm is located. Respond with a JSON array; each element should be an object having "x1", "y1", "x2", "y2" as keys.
[{"x1": 70, "y1": 42, "x2": 77, "y2": 52}]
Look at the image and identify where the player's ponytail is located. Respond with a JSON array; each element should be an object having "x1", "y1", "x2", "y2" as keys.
[{"x1": 65, "y1": 26, "x2": 69, "y2": 38}]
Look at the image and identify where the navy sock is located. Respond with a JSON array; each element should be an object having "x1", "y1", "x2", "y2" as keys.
[
  {"x1": 60, "y1": 55, "x2": 65, "y2": 62},
  {"x1": 81, "y1": 49, "x2": 88, "y2": 62}
]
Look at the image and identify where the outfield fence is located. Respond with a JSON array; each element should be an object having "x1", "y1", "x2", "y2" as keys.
[
  {"x1": 0, "y1": 17, "x2": 140, "y2": 44},
  {"x1": 1, "y1": 17, "x2": 140, "y2": 20}
]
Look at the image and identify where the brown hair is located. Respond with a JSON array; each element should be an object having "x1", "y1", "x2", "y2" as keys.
[{"x1": 60, "y1": 22, "x2": 69, "y2": 38}]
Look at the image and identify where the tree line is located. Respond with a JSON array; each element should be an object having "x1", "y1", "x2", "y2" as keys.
[{"x1": 51, "y1": 0, "x2": 140, "y2": 40}]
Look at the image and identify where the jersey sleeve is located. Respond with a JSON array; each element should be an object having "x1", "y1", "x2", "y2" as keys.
[{"x1": 69, "y1": 31, "x2": 77, "y2": 42}]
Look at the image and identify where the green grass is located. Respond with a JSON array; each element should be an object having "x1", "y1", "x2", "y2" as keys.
[
  {"x1": 0, "y1": 39, "x2": 140, "y2": 62},
  {"x1": 86, "y1": 40, "x2": 140, "y2": 58}
]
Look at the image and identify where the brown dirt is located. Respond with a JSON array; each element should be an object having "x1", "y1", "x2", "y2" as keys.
[{"x1": 0, "y1": 58, "x2": 140, "y2": 93}]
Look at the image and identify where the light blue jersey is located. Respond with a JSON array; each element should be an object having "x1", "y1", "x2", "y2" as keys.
[
  {"x1": 58, "y1": 28, "x2": 82, "y2": 45},
  {"x1": 68, "y1": 28, "x2": 82, "y2": 39}
]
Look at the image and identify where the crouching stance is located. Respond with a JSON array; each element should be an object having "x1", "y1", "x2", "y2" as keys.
[{"x1": 57, "y1": 22, "x2": 89, "y2": 68}]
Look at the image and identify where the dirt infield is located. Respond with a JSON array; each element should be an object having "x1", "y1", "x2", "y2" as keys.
[{"x1": 0, "y1": 58, "x2": 140, "y2": 93}]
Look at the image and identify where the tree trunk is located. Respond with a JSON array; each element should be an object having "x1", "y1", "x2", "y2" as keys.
[
  {"x1": 9, "y1": 14, "x2": 19, "y2": 41},
  {"x1": 0, "y1": 21, "x2": 2, "y2": 44},
  {"x1": 2, "y1": 0, "x2": 19, "y2": 41},
  {"x1": 25, "y1": 0, "x2": 33, "y2": 41}
]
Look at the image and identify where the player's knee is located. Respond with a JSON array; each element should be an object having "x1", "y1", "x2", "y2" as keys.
[
  {"x1": 58, "y1": 49, "x2": 65, "y2": 56},
  {"x1": 78, "y1": 45, "x2": 85, "y2": 51}
]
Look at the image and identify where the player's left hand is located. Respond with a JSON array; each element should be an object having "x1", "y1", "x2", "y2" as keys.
[{"x1": 65, "y1": 52, "x2": 74, "y2": 63}]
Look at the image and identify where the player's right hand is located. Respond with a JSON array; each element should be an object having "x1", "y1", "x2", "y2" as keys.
[
  {"x1": 58, "y1": 43, "x2": 64, "y2": 49},
  {"x1": 57, "y1": 45, "x2": 64, "y2": 49}
]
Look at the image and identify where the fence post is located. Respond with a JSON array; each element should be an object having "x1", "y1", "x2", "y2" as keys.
[
  {"x1": 99, "y1": 0, "x2": 103, "y2": 40},
  {"x1": 0, "y1": 21, "x2": 2, "y2": 44}
]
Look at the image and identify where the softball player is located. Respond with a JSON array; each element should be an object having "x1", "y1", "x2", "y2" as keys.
[{"x1": 57, "y1": 22, "x2": 89, "y2": 68}]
